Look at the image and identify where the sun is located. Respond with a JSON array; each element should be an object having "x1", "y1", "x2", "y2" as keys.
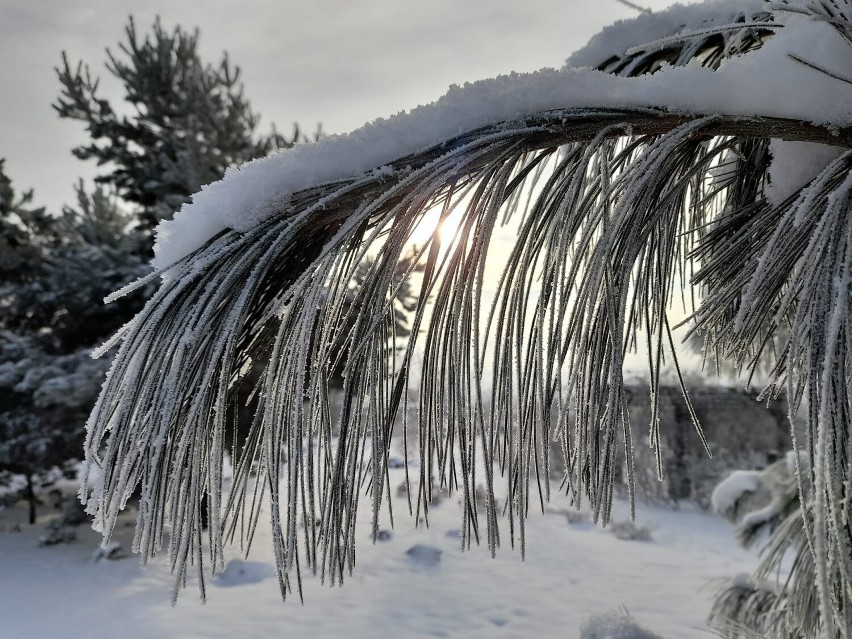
[{"x1": 406, "y1": 204, "x2": 450, "y2": 249}]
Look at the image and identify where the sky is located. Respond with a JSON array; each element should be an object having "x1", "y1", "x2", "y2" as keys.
[{"x1": 1, "y1": 0, "x2": 677, "y2": 213}]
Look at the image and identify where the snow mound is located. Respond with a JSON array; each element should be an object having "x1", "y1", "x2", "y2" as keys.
[
  {"x1": 91, "y1": 541, "x2": 126, "y2": 563},
  {"x1": 214, "y1": 560, "x2": 276, "y2": 587},
  {"x1": 405, "y1": 544, "x2": 442, "y2": 567},
  {"x1": 579, "y1": 609, "x2": 662, "y2": 639}
]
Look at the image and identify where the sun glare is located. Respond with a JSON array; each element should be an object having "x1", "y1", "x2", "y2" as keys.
[{"x1": 406, "y1": 204, "x2": 456, "y2": 249}]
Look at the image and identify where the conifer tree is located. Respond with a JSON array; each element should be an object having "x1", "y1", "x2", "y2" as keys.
[
  {"x1": 2, "y1": 17, "x2": 310, "y2": 525},
  {"x1": 54, "y1": 17, "x2": 302, "y2": 228},
  {"x1": 0, "y1": 166, "x2": 145, "y2": 522},
  {"x1": 0, "y1": 159, "x2": 53, "y2": 284}
]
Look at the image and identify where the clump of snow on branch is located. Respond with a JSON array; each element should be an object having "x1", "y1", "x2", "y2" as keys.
[
  {"x1": 766, "y1": 139, "x2": 847, "y2": 205},
  {"x1": 712, "y1": 454, "x2": 801, "y2": 530},
  {"x1": 566, "y1": 0, "x2": 765, "y2": 69},
  {"x1": 152, "y1": 11, "x2": 852, "y2": 268},
  {"x1": 711, "y1": 469, "x2": 763, "y2": 517}
]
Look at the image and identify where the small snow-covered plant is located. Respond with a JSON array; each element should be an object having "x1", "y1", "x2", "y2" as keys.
[
  {"x1": 711, "y1": 452, "x2": 801, "y2": 547},
  {"x1": 709, "y1": 453, "x2": 818, "y2": 637},
  {"x1": 710, "y1": 575, "x2": 785, "y2": 639},
  {"x1": 83, "y1": 1, "x2": 852, "y2": 636},
  {"x1": 579, "y1": 608, "x2": 662, "y2": 639},
  {"x1": 610, "y1": 520, "x2": 654, "y2": 542}
]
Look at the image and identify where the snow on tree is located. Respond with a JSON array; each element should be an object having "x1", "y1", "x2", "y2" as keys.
[
  {"x1": 0, "y1": 158, "x2": 54, "y2": 281},
  {"x1": 83, "y1": 1, "x2": 852, "y2": 635},
  {"x1": 0, "y1": 167, "x2": 146, "y2": 522}
]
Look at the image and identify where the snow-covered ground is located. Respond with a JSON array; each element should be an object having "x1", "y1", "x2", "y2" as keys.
[{"x1": 1, "y1": 455, "x2": 756, "y2": 639}]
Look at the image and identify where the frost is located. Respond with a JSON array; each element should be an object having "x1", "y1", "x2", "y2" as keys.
[{"x1": 85, "y1": 2, "x2": 852, "y2": 633}]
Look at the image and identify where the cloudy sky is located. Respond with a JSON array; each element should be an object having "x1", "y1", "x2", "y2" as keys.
[{"x1": 1, "y1": 0, "x2": 676, "y2": 212}]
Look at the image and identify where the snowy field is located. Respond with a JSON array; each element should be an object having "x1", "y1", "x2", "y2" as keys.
[{"x1": 1, "y1": 454, "x2": 757, "y2": 639}]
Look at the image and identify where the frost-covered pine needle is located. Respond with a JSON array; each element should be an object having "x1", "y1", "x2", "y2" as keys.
[{"x1": 83, "y1": 3, "x2": 852, "y2": 636}]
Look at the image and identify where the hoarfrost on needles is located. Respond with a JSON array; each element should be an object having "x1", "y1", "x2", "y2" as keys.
[{"x1": 84, "y1": 1, "x2": 852, "y2": 634}]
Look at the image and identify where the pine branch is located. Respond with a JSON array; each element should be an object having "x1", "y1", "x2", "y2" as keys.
[{"x1": 79, "y1": 5, "x2": 852, "y2": 637}]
